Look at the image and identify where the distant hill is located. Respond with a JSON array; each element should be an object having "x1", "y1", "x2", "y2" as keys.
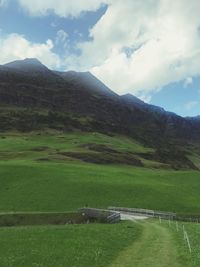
[{"x1": 0, "y1": 58, "x2": 199, "y2": 169}]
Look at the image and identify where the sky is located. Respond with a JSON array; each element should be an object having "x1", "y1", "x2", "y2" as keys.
[{"x1": 0, "y1": 0, "x2": 200, "y2": 117}]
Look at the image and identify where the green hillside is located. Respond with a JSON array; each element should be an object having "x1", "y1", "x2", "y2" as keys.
[{"x1": 0, "y1": 132, "x2": 199, "y2": 214}]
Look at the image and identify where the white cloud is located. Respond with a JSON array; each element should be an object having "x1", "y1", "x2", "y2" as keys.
[
  {"x1": 55, "y1": 29, "x2": 68, "y2": 48},
  {"x1": 66, "y1": 0, "x2": 200, "y2": 96},
  {"x1": 3, "y1": 0, "x2": 200, "y2": 98},
  {"x1": 184, "y1": 77, "x2": 193, "y2": 88},
  {"x1": 0, "y1": 33, "x2": 60, "y2": 68},
  {"x1": 50, "y1": 22, "x2": 58, "y2": 28},
  {"x1": 185, "y1": 101, "x2": 199, "y2": 110},
  {"x1": 17, "y1": 0, "x2": 106, "y2": 17}
]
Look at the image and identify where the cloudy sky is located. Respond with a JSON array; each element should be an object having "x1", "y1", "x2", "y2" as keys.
[{"x1": 0, "y1": 0, "x2": 200, "y2": 116}]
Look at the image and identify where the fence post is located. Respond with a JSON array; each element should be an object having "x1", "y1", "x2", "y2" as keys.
[
  {"x1": 183, "y1": 225, "x2": 186, "y2": 240},
  {"x1": 185, "y1": 231, "x2": 192, "y2": 253},
  {"x1": 176, "y1": 221, "x2": 179, "y2": 232}
]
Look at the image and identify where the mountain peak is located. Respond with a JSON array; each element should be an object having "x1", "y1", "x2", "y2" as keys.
[
  {"x1": 4, "y1": 58, "x2": 48, "y2": 72},
  {"x1": 21, "y1": 58, "x2": 43, "y2": 65}
]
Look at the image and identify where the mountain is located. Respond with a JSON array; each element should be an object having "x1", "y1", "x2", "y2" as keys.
[
  {"x1": 5, "y1": 58, "x2": 47, "y2": 72},
  {"x1": 122, "y1": 93, "x2": 171, "y2": 115},
  {"x1": 0, "y1": 59, "x2": 155, "y2": 141},
  {"x1": 186, "y1": 115, "x2": 200, "y2": 122},
  {"x1": 54, "y1": 70, "x2": 118, "y2": 97},
  {"x1": 122, "y1": 93, "x2": 200, "y2": 142},
  {"x1": 0, "y1": 58, "x2": 199, "y2": 170},
  {"x1": 2, "y1": 58, "x2": 64, "y2": 86}
]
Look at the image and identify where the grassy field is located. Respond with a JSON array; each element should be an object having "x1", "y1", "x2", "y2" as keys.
[
  {"x1": 0, "y1": 132, "x2": 199, "y2": 214},
  {"x1": 180, "y1": 223, "x2": 200, "y2": 265},
  {"x1": 0, "y1": 222, "x2": 142, "y2": 267},
  {"x1": 110, "y1": 219, "x2": 200, "y2": 267},
  {"x1": 0, "y1": 132, "x2": 200, "y2": 266},
  {"x1": 157, "y1": 219, "x2": 200, "y2": 267},
  {"x1": 0, "y1": 220, "x2": 199, "y2": 267},
  {"x1": 0, "y1": 160, "x2": 200, "y2": 214}
]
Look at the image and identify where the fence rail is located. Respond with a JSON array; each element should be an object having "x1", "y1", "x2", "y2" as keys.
[
  {"x1": 108, "y1": 206, "x2": 176, "y2": 219},
  {"x1": 79, "y1": 207, "x2": 200, "y2": 223}
]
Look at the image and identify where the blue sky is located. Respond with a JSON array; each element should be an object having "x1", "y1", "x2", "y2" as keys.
[
  {"x1": 151, "y1": 78, "x2": 200, "y2": 117},
  {"x1": 0, "y1": 0, "x2": 200, "y2": 117},
  {"x1": 0, "y1": 1, "x2": 107, "y2": 56}
]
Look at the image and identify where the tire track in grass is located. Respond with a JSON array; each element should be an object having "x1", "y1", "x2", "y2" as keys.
[{"x1": 110, "y1": 221, "x2": 180, "y2": 267}]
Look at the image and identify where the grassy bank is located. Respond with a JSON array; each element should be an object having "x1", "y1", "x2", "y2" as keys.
[{"x1": 0, "y1": 212, "x2": 85, "y2": 227}]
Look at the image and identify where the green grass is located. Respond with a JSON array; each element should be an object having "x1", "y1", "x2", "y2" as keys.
[
  {"x1": 183, "y1": 223, "x2": 200, "y2": 265},
  {"x1": 0, "y1": 132, "x2": 199, "y2": 214},
  {"x1": 0, "y1": 132, "x2": 200, "y2": 266},
  {"x1": 0, "y1": 222, "x2": 141, "y2": 267},
  {"x1": 158, "y1": 219, "x2": 200, "y2": 267},
  {"x1": 0, "y1": 132, "x2": 155, "y2": 166},
  {"x1": 1, "y1": 219, "x2": 199, "y2": 267},
  {"x1": 0, "y1": 132, "x2": 152, "y2": 154},
  {"x1": 0, "y1": 160, "x2": 199, "y2": 214},
  {"x1": 110, "y1": 221, "x2": 179, "y2": 267},
  {"x1": 110, "y1": 220, "x2": 200, "y2": 267}
]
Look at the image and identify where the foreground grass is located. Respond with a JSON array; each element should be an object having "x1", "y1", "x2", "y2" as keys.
[
  {"x1": 166, "y1": 220, "x2": 200, "y2": 266},
  {"x1": 110, "y1": 221, "x2": 179, "y2": 267},
  {"x1": 1, "y1": 220, "x2": 199, "y2": 267},
  {"x1": 110, "y1": 220, "x2": 200, "y2": 267},
  {"x1": 0, "y1": 132, "x2": 199, "y2": 266},
  {"x1": 0, "y1": 222, "x2": 141, "y2": 267}
]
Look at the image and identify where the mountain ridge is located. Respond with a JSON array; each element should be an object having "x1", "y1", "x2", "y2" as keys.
[
  {"x1": 2, "y1": 58, "x2": 198, "y2": 118},
  {"x1": 0, "y1": 58, "x2": 199, "y2": 138},
  {"x1": 0, "y1": 58, "x2": 200, "y2": 170}
]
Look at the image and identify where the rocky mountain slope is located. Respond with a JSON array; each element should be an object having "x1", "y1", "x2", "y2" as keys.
[{"x1": 0, "y1": 58, "x2": 199, "y2": 169}]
